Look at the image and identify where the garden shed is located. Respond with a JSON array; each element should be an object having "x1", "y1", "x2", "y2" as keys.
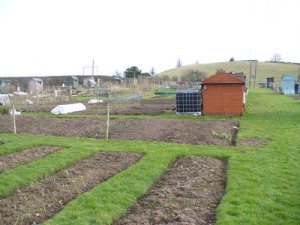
[
  {"x1": 83, "y1": 77, "x2": 96, "y2": 88},
  {"x1": 202, "y1": 72, "x2": 245, "y2": 115},
  {"x1": 67, "y1": 76, "x2": 79, "y2": 89},
  {"x1": 266, "y1": 77, "x2": 275, "y2": 88},
  {"x1": 0, "y1": 80, "x2": 11, "y2": 94},
  {"x1": 281, "y1": 75, "x2": 296, "y2": 95},
  {"x1": 28, "y1": 78, "x2": 43, "y2": 95}
]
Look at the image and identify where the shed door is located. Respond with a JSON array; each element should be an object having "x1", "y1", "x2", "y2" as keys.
[{"x1": 203, "y1": 84, "x2": 243, "y2": 115}]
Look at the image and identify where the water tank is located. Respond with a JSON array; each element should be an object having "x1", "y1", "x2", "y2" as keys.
[{"x1": 176, "y1": 90, "x2": 202, "y2": 115}]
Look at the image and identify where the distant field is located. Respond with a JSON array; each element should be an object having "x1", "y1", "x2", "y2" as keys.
[{"x1": 157, "y1": 61, "x2": 300, "y2": 87}]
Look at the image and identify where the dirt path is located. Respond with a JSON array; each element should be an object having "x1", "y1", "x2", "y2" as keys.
[
  {"x1": 0, "y1": 146, "x2": 63, "y2": 173},
  {"x1": 114, "y1": 156, "x2": 227, "y2": 225},
  {"x1": 0, "y1": 116, "x2": 238, "y2": 146},
  {"x1": 0, "y1": 152, "x2": 142, "y2": 225}
]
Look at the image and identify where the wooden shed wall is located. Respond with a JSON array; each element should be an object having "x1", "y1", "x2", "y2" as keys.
[{"x1": 203, "y1": 84, "x2": 244, "y2": 115}]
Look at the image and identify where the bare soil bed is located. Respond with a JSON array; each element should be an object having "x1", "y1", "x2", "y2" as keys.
[
  {"x1": 0, "y1": 116, "x2": 238, "y2": 146},
  {"x1": 0, "y1": 146, "x2": 63, "y2": 173},
  {"x1": 114, "y1": 156, "x2": 227, "y2": 225},
  {"x1": 20, "y1": 98, "x2": 175, "y2": 115},
  {"x1": 0, "y1": 152, "x2": 142, "y2": 225}
]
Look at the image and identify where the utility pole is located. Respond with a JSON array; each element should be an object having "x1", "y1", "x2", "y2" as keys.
[
  {"x1": 249, "y1": 60, "x2": 258, "y2": 87},
  {"x1": 92, "y1": 59, "x2": 94, "y2": 79},
  {"x1": 133, "y1": 71, "x2": 136, "y2": 94},
  {"x1": 83, "y1": 60, "x2": 98, "y2": 77}
]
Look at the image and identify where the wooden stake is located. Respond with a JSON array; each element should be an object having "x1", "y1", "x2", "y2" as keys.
[
  {"x1": 106, "y1": 104, "x2": 110, "y2": 140},
  {"x1": 12, "y1": 104, "x2": 16, "y2": 134}
]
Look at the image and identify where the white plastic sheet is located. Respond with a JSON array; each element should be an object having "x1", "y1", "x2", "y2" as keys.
[
  {"x1": 51, "y1": 103, "x2": 86, "y2": 114},
  {"x1": 88, "y1": 99, "x2": 103, "y2": 104}
]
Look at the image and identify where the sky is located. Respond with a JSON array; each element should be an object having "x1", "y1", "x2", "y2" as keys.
[{"x1": 0, "y1": 0, "x2": 299, "y2": 77}]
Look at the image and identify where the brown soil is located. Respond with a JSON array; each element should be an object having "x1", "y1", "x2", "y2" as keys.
[
  {"x1": 0, "y1": 116, "x2": 238, "y2": 146},
  {"x1": 108, "y1": 119, "x2": 237, "y2": 146},
  {"x1": 114, "y1": 156, "x2": 227, "y2": 225},
  {"x1": 0, "y1": 146, "x2": 63, "y2": 173},
  {"x1": 0, "y1": 152, "x2": 142, "y2": 225},
  {"x1": 20, "y1": 98, "x2": 175, "y2": 115}
]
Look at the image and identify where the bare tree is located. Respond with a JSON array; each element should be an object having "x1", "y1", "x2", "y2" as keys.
[
  {"x1": 176, "y1": 58, "x2": 182, "y2": 68},
  {"x1": 271, "y1": 53, "x2": 282, "y2": 62},
  {"x1": 115, "y1": 70, "x2": 123, "y2": 78},
  {"x1": 150, "y1": 67, "x2": 155, "y2": 75}
]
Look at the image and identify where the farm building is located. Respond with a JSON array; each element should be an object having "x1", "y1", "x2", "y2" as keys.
[
  {"x1": 28, "y1": 78, "x2": 43, "y2": 95},
  {"x1": 67, "y1": 76, "x2": 79, "y2": 89},
  {"x1": 281, "y1": 75, "x2": 296, "y2": 95},
  {"x1": 0, "y1": 80, "x2": 11, "y2": 94},
  {"x1": 202, "y1": 72, "x2": 245, "y2": 115}
]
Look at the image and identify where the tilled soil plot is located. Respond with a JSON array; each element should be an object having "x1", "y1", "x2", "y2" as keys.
[
  {"x1": 84, "y1": 99, "x2": 175, "y2": 115},
  {"x1": 0, "y1": 146, "x2": 63, "y2": 172},
  {"x1": 20, "y1": 99, "x2": 175, "y2": 115},
  {"x1": 0, "y1": 152, "x2": 142, "y2": 225},
  {"x1": 0, "y1": 116, "x2": 238, "y2": 146},
  {"x1": 114, "y1": 156, "x2": 227, "y2": 225},
  {"x1": 108, "y1": 119, "x2": 237, "y2": 146}
]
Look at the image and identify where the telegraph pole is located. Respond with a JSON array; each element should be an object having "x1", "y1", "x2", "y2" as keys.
[
  {"x1": 83, "y1": 60, "x2": 98, "y2": 77},
  {"x1": 249, "y1": 60, "x2": 258, "y2": 87},
  {"x1": 92, "y1": 59, "x2": 94, "y2": 79}
]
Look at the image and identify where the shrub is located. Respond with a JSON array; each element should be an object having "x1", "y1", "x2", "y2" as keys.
[{"x1": 0, "y1": 106, "x2": 9, "y2": 115}]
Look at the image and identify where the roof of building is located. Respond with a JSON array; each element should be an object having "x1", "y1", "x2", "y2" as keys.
[{"x1": 203, "y1": 72, "x2": 245, "y2": 84}]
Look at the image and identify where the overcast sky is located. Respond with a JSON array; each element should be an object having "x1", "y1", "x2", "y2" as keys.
[{"x1": 0, "y1": 0, "x2": 299, "y2": 76}]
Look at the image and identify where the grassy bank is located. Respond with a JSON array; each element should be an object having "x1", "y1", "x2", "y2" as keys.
[{"x1": 157, "y1": 61, "x2": 300, "y2": 87}]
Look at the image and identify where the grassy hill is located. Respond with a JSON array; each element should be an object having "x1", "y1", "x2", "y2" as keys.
[{"x1": 157, "y1": 61, "x2": 300, "y2": 87}]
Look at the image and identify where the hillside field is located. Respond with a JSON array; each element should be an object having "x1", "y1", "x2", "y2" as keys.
[{"x1": 157, "y1": 61, "x2": 300, "y2": 87}]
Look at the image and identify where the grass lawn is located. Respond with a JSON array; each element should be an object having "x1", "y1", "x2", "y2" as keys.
[{"x1": 0, "y1": 88, "x2": 299, "y2": 224}]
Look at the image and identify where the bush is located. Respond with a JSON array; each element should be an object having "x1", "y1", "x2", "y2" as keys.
[{"x1": 0, "y1": 106, "x2": 10, "y2": 115}]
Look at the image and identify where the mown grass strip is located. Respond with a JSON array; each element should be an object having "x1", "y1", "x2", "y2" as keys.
[
  {"x1": 216, "y1": 89, "x2": 300, "y2": 225},
  {"x1": 22, "y1": 110, "x2": 240, "y2": 121}
]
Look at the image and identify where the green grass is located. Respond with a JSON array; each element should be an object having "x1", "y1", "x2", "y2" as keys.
[
  {"x1": 157, "y1": 61, "x2": 300, "y2": 87},
  {"x1": 0, "y1": 88, "x2": 299, "y2": 224}
]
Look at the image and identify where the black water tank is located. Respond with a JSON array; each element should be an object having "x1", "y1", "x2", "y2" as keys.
[{"x1": 176, "y1": 90, "x2": 202, "y2": 115}]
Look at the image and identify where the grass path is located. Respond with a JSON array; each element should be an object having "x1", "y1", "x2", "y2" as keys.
[{"x1": 0, "y1": 89, "x2": 299, "y2": 224}]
